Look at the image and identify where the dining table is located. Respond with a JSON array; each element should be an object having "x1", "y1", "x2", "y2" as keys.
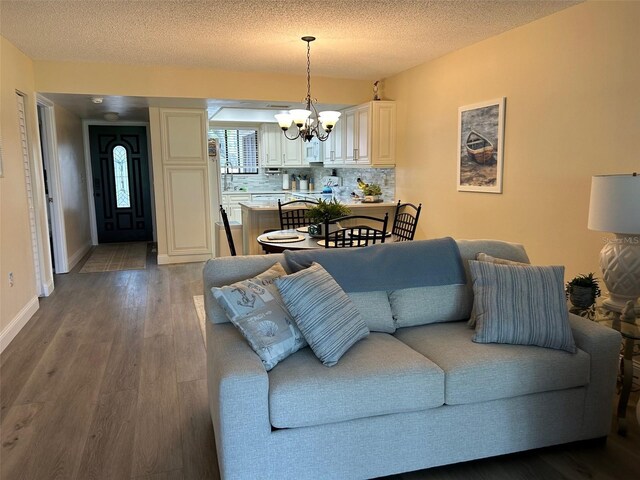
[
  {"x1": 256, "y1": 227, "x2": 394, "y2": 254},
  {"x1": 256, "y1": 227, "x2": 323, "y2": 254}
]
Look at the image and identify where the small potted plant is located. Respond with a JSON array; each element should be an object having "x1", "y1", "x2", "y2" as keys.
[
  {"x1": 357, "y1": 180, "x2": 382, "y2": 202},
  {"x1": 565, "y1": 273, "x2": 601, "y2": 309},
  {"x1": 305, "y1": 198, "x2": 351, "y2": 237}
]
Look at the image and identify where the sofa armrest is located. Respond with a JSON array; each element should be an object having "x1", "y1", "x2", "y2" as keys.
[
  {"x1": 568, "y1": 313, "x2": 621, "y2": 438},
  {"x1": 207, "y1": 321, "x2": 271, "y2": 472}
]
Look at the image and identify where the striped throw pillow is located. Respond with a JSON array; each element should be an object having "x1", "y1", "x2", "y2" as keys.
[
  {"x1": 469, "y1": 261, "x2": 576, "y2": 353},
  {"x1": 275, "y1": 263, "x2": 370, "y2": 366}
]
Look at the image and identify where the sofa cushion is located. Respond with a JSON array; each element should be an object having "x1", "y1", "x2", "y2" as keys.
[
  {"x1": 211, "y1": 263, "x2": 307, "y2": 371},
  {"x1": 268, "y1": 333, "x2": 445, "y2": 428},
  {"x1": 347, "y1": 291, "x2": 396, "y2": 333},
  {"x1": 275, "y1": 263, "x2": 369, "y2": 366},
  {"x1": 470, "y1": 261, "x2": 577, "y2": 353},
  {"x1": 394, "y1": 321, "x2": 590, "y2": 406},
  {"x1": 389, "y1": 284, "x2": 471, "y2": 328}
]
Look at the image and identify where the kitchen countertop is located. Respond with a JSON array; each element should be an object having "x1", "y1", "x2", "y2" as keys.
[
  {"x1": 222, "y1": 190, "x2": 325, "y2": 195},
  {"x1": 239, "y1": 201, "x2": 397, "y2": 211}
]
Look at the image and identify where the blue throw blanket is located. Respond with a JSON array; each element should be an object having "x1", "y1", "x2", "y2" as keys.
[{"x1": 284, "y1": 237, "x2": 466, "y2": 292}]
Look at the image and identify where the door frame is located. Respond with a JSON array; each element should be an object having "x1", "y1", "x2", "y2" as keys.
[
  {"x1": 82, "y1": 121, "x2": 156, "y2": 245},
  {"x1": 36, "y1": 95, "x2": 69, "y2": 274}
]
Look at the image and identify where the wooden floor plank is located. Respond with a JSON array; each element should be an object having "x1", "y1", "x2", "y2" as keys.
[
  {"x1": 14, "y1": 342, "x2": 111, "y2": 480},
  {"x1": 132, "y1": 469, "x2": 184, "y2": 480},
  {"x1": 132, "y1": 334, "x2": 182, "y2": 476},
  {"x1": 144, "y1": 266, "x2": 173, "y2": 338},
  {"x1": 139, "y1": 334, "x2": 177, "y2": 386},
  {"x1": 76, "y1": 389, "x2": 139, "y2": 480},
  {"x1": 177, "y1": 379, "x2": 219, "y2": 480},
  {"x1": 131, "y1": 378, "x2": 183, "y2": 477},
  {"x1": 172, "y1": 303, "x2": 206, "y2": 383},
  {"x1": 100, "y1": 306, "x2": 146, "y2": 395},
  {"x1": 0, "y1": 402, "x2": 47, "y2": 480}
]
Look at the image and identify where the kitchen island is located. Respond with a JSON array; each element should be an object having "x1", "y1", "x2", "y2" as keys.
[{"x1": 240, "y1": 201, "x2": 397, "y2": 255}]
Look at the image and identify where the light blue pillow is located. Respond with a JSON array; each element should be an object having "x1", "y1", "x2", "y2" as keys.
[
  {"x1": 275, "y1": 263, "x2": 370, "y2": 366},
  {"x1": 212, "y1": 263, "x2": 307, "y2": 371},
  {"x1": 469, "y1": 261, "x2": 576, "y2": 353}
]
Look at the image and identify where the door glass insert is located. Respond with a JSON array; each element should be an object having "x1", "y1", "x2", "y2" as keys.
[{"x1": 113, "y1": 145, "x2": 131, "y2": 208}]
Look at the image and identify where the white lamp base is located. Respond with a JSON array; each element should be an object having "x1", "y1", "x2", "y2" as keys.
[{"x1": 600, "y1": 234, "x2": 640, "y2": 313}]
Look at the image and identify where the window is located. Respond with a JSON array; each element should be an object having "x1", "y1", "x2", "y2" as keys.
[
  {"x1": 113, "y1": 145, "x2": 131, "y2": 208},
  {"x1": 210, "y1": 128, "x2": 259, "y2": 174}
]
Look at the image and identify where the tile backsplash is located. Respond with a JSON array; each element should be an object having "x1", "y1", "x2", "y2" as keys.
[{"x1": 224, "y1": 167, "x2": 395, "y2": 201}]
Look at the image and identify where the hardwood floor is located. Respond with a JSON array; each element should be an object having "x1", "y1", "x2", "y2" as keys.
[{"x1": 1, "y1": 246, "x2": 639, "y2": 480}]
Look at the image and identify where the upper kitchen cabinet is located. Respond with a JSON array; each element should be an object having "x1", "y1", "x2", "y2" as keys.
[
  {"x1": 282, "y1": 134, "x2": 306, "y2": 166},
  {"x1": 260, "y1": 123, "x2": 308, "y2": 167},
  {"x1": 342, "y1": 101, "x2": 396, "y2": 167},
  {"x1": 322, "y1": 118, "x2": 344, "y2": 166},
  {"x1": 260, "y1": 123, "x2": 283, "y2": 167}
]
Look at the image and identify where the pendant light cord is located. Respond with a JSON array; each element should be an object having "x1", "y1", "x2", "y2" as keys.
[{"x1": 306, "y1": 39, "x2": 312, "y2": 109}]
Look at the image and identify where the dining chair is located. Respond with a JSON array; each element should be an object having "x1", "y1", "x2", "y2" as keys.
[
  {"x1": 219, "y1": 205, "x2": 237, "y2": 256},
  {"x1": 323, "y1": 213, "x2": 389, "y2": 248},
  {"x1": 278, "y1": 199, "x2": 319, "y2": 230},
  {"x1": 392, "y1": 200, "x2": 422, "y2": 241}
]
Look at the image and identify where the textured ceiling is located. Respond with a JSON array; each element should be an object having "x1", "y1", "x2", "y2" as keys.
[{"x1": 1, "y1": 0, "x2": 581, "y2": 81}]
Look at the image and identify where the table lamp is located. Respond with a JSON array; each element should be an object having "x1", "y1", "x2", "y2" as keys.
[{"x1": 587, "y1": 173, "x2": 640, "y2": 313}]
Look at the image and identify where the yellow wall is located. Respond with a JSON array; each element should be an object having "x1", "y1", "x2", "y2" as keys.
[
  {"x1": 385, "y1": 1, "x2": 640, "y2": 281},
  {"x1": 53, "y1": 105, "x2": 91, "y2": 264},
  {"x1": 0, "y1": 37, "x2": 41, "y2": 338},
  {"x1": 34, "y1": 61, "x2": 372, "y2": 106}
]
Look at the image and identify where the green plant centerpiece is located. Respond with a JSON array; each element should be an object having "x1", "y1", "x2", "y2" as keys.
[
  {"x1": 357, "y1": 178, "x2": 383, "y2": 202},
  {"x1": 305, "y1": 198, "x2": 351, "y2": 237},
  {"x1": 565, "y1": 273, "x2": 601, "y2": 309}
]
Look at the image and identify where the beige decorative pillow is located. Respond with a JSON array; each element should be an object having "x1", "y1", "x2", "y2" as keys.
[{"x1": 212, "y1": 263, "x2": 307, "y2": 371}]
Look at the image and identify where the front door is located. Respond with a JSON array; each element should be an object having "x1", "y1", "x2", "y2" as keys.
[{"x1": 89, "y1": 126, "x2": 152, "y2": 243}]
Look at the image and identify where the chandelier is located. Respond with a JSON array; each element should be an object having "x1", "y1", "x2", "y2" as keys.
[{"x1": 275, "y1": 36, "x2": 341, "y2": 143}]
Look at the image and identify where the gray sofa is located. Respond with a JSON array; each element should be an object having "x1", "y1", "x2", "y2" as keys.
[{"x1": 203, "y1": 239, "x2": 621, "y2": 480}]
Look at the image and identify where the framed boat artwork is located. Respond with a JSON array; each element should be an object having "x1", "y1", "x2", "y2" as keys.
[{"x1": 457, "y1": 98, "x2": 505, "y2": 193}]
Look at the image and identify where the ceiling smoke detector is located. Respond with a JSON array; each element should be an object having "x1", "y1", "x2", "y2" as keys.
[
  {"x1": 103, "y1": 112, "x2": 119, "y2": 121},
  {"x1": 91, "y1": 96, "x2": 104, "y2": 104}
]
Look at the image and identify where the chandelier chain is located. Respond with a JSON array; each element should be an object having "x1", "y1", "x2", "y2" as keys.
[{"x1": 306, "y1": 40, "x2": 312, "y2": 103}]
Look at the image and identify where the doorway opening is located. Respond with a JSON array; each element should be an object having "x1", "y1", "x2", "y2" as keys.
[{"x1": 88, "y1": 125, "x2": 153, "y2": 243}]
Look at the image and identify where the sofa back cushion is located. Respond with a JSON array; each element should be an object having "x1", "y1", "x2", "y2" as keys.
[
  {"x1": 389, "y1": 239, "x2": 530, "y2": 327},
  {"x1": 347, "y1": 291, "x2": 396, "y2": 333}
]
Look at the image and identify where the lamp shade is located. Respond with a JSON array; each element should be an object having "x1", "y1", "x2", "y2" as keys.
[{"x1": 587, "y1": 174, "x2": 640, "y2": 234}]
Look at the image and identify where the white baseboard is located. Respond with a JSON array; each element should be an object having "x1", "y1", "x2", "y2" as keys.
[
  {"x1": 0, "y1": 296, "x2": 39, "y2": 353},
  {"x1": 41, "y1": 278, "x2": 55, "y2": 296},
  {"x1": 157, "y1": 253, "x2": 212, "y2": 265},
  {"x1": 68, "y1": 242, "x2": 92, "y2": 271}
]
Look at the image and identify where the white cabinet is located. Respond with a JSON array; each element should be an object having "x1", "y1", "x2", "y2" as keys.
[
  {"x1": 260, "y1": 124, "x2": 282, "y2": 167},
  {"x1": 282, "y1": 136, "x2": 305, "y2": 166},
  {"x1": 323, "y1": 120, "x2": 344, "y2": 165},
  {"x1": 261, "y1": 123, "x2": 310, "y2": 167},
  {"x1": 341, "y1": 101, "x2": 396, "y2": 167},
  {"x1": 370, "y1": 101, "x2": 396, "y2": 166},
  {"x1": 221, "y1": 193, "x2": 250, "y2": 223}
]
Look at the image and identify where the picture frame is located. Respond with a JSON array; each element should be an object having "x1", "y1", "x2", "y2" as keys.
[{"x1": 457, "y1": 97, "x2": 505, "y2": 193}]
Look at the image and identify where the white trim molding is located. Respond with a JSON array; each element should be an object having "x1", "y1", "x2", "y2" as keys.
[
  {"x1": 37, "y1": 95, "x2": 69, "y2": 274},
  {"x1": 67, "y1": 242, "x2": 92, "y2": 271},
  {"x1": 0, "y1": 296, "x2": 39, "y2": 353},
  {"x1": 157, "y1": 253, "x2": 212, "y2": 265}
]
